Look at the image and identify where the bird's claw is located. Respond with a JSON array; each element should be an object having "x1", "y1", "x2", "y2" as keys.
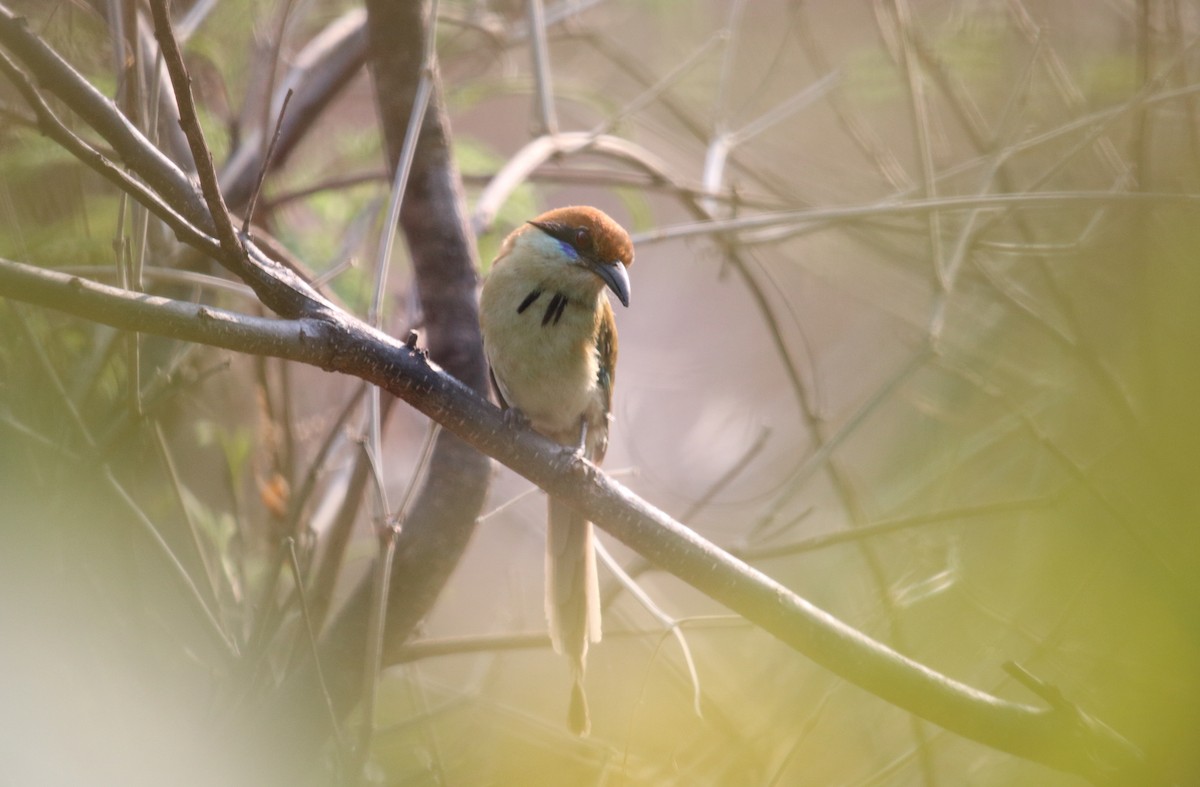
[
  {"x1": 558, "y1": 443, "x2": 586, "y2": 461},
  {"x1": 502, "y1": 407, "x2": 531, "y2": 430},
  {"x1": 404, "y1": 330, "x2": 429, "y2": 360}
]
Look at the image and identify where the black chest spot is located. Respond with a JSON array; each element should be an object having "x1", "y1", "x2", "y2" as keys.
[
  {"x1": 516, "y1": 289, "x2": 542, "y2": 314},
  {"x1": 541, "y1": 292, "x2": 569, "y2": 326}
]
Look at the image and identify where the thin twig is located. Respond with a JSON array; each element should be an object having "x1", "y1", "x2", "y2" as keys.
[
  {"x1": 388, "y1": 617, "x2": 746, "y2": 663},
  {"x1": 633, "y1": 189, "x2": 1200, "y2": 246},
  {"x1": 151, "y1": 420, "x2": 225, "y2": 621},
  {"x1": 736, "y1": 496, "x2": 1056, "y2": 562},
  {"x1": 259, "y1": 0, "x2": 300, "y2": 174},
  {"x1": 262, "y1": 170, "x2": 386, "y2": 212},
  {"x1": 595, "y1": 540, "x2": 704, "y2": 719},
  {"x1": 680, "y1": 427, "x2": 770, "y2": 522},
  {"x1": 794, "y1": 2, "x2": 910, "y2": 189},
  {"x1": 711, "y1": 0, "x2": 747, "y2": 134},
  {"x1": 243, "y1": 87, "x2": 295, "y2": 235},
  {"x1": 104, "y1": 466, "x2": 240, "y2": 655},
  {"x1": 354, "y1": 522, "x2": 398, "y2": 783},
  {"x1": 55, "y1": 265, "x2": 255, "y2": 299},
  {"x1": 586, "y1": 32, "x2": 726, "y2": 141},
  {"x1": 393, "y1": 421, "x2": 443, "y2": 527},
  {"x1": 701, "y1": 70, "x2": 839, "y2": 216},
  {"x1": 149, "y1": 0, "x2": 244, "y2": 262},
  {"x1": 367, "y1": 0, "x2": 441, "y2": 328},
  {"x1": 354, "y1": 417, "x2": 441, "y2": 779},
  {"x1": 286, "y1": 536, "x2": 345, "y2": 757},
  {"x1": 284, "y1": 385, "x2": 368, "y2": 541},
  {"x1": 526, "y1": 0, "x2": 557, "y2": 135},
  {"x1": 306, "y1": 393, "x2": 395, "y2": 631},
  {"x1": 886, "y1": 0, "x2": 945, "y2": 295},
  {"x1": 107, "y1": 0, "x2": 143, "y2": 417},
  {"x1": 364, "y1": 0, "x2": 442, "y2": 556}
]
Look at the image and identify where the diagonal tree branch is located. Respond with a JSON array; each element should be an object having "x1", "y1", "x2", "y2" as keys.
[{"x1": 0, "y1": 255, "x2": 1155, "y2": 786}]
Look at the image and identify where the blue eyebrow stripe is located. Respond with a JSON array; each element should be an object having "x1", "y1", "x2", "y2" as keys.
[{"x1": 555, "y1": 239, "x2": 579, "y2": 259}]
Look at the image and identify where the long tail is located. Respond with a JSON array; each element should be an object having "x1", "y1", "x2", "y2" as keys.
[{"x1": 546, "y1": 495, "x2": 602, "y2": 735}]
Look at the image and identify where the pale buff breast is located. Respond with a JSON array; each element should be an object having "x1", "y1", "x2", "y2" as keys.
[{"x1": 484, "y1": 301, "x2": 601, "y2": 438}]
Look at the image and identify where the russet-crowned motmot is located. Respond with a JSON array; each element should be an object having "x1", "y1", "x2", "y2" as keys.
[{"x1": 479, "y1": 206, "x2": 633, "y2": 735}]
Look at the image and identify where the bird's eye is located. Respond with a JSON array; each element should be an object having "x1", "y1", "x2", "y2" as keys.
[{"x1": 574, "y1": 227, "x2": 591, "y2": 249}]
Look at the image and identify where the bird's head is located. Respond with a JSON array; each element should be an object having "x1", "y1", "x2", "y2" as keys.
[{"x1": 522, "y1": 206, "x2": 633, "y2": 307}]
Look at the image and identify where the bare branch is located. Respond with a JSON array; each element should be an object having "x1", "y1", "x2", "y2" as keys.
[
  {"x1": 0, "y1": 255, "x2": 1154, "y2": 784},
  {"x1": 242, "y1": 87, "x2": 294, "y2": 234},
  {"x1": 148, "y1": 0, "x2": 243, "y2": 262},
  {"x1": 526, "y1": 0, "x2": 558, "y2": 135}
]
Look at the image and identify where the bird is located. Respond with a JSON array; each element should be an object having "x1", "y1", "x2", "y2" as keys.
[{"x1": 479, "y1": 205, "x2": 633, "y2": 735}]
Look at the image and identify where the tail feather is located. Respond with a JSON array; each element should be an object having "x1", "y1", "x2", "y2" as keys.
[
  {"x1": 568, "y1": 677, "x2": 591, "y2": 736},
  {"x1": 546, "y1": 495, "x2": 601, "y2": 734}
]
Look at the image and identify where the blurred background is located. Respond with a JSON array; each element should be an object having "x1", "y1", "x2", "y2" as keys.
[{"x1": 2, "y1": 0, "x2": 1199, "y2": 784}]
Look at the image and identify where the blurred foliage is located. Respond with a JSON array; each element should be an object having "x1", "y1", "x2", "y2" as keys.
[{"x1": 0, "y1": 130, "x2": 118, "y2": 266}]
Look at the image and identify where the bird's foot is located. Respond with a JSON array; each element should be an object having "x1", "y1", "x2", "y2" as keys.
[
  {"x1": 552, "y1": 441, "x2": 589, "y2": 477},
  {"x1": 404, "y1": 330, "x2": 430, "y2": 360},
  {"x1": 502, "y1": 407, "x2": 531, "y2": 430},
  {"x1": 557, "y1": 442, "x2": 586, "y2": 462}
]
